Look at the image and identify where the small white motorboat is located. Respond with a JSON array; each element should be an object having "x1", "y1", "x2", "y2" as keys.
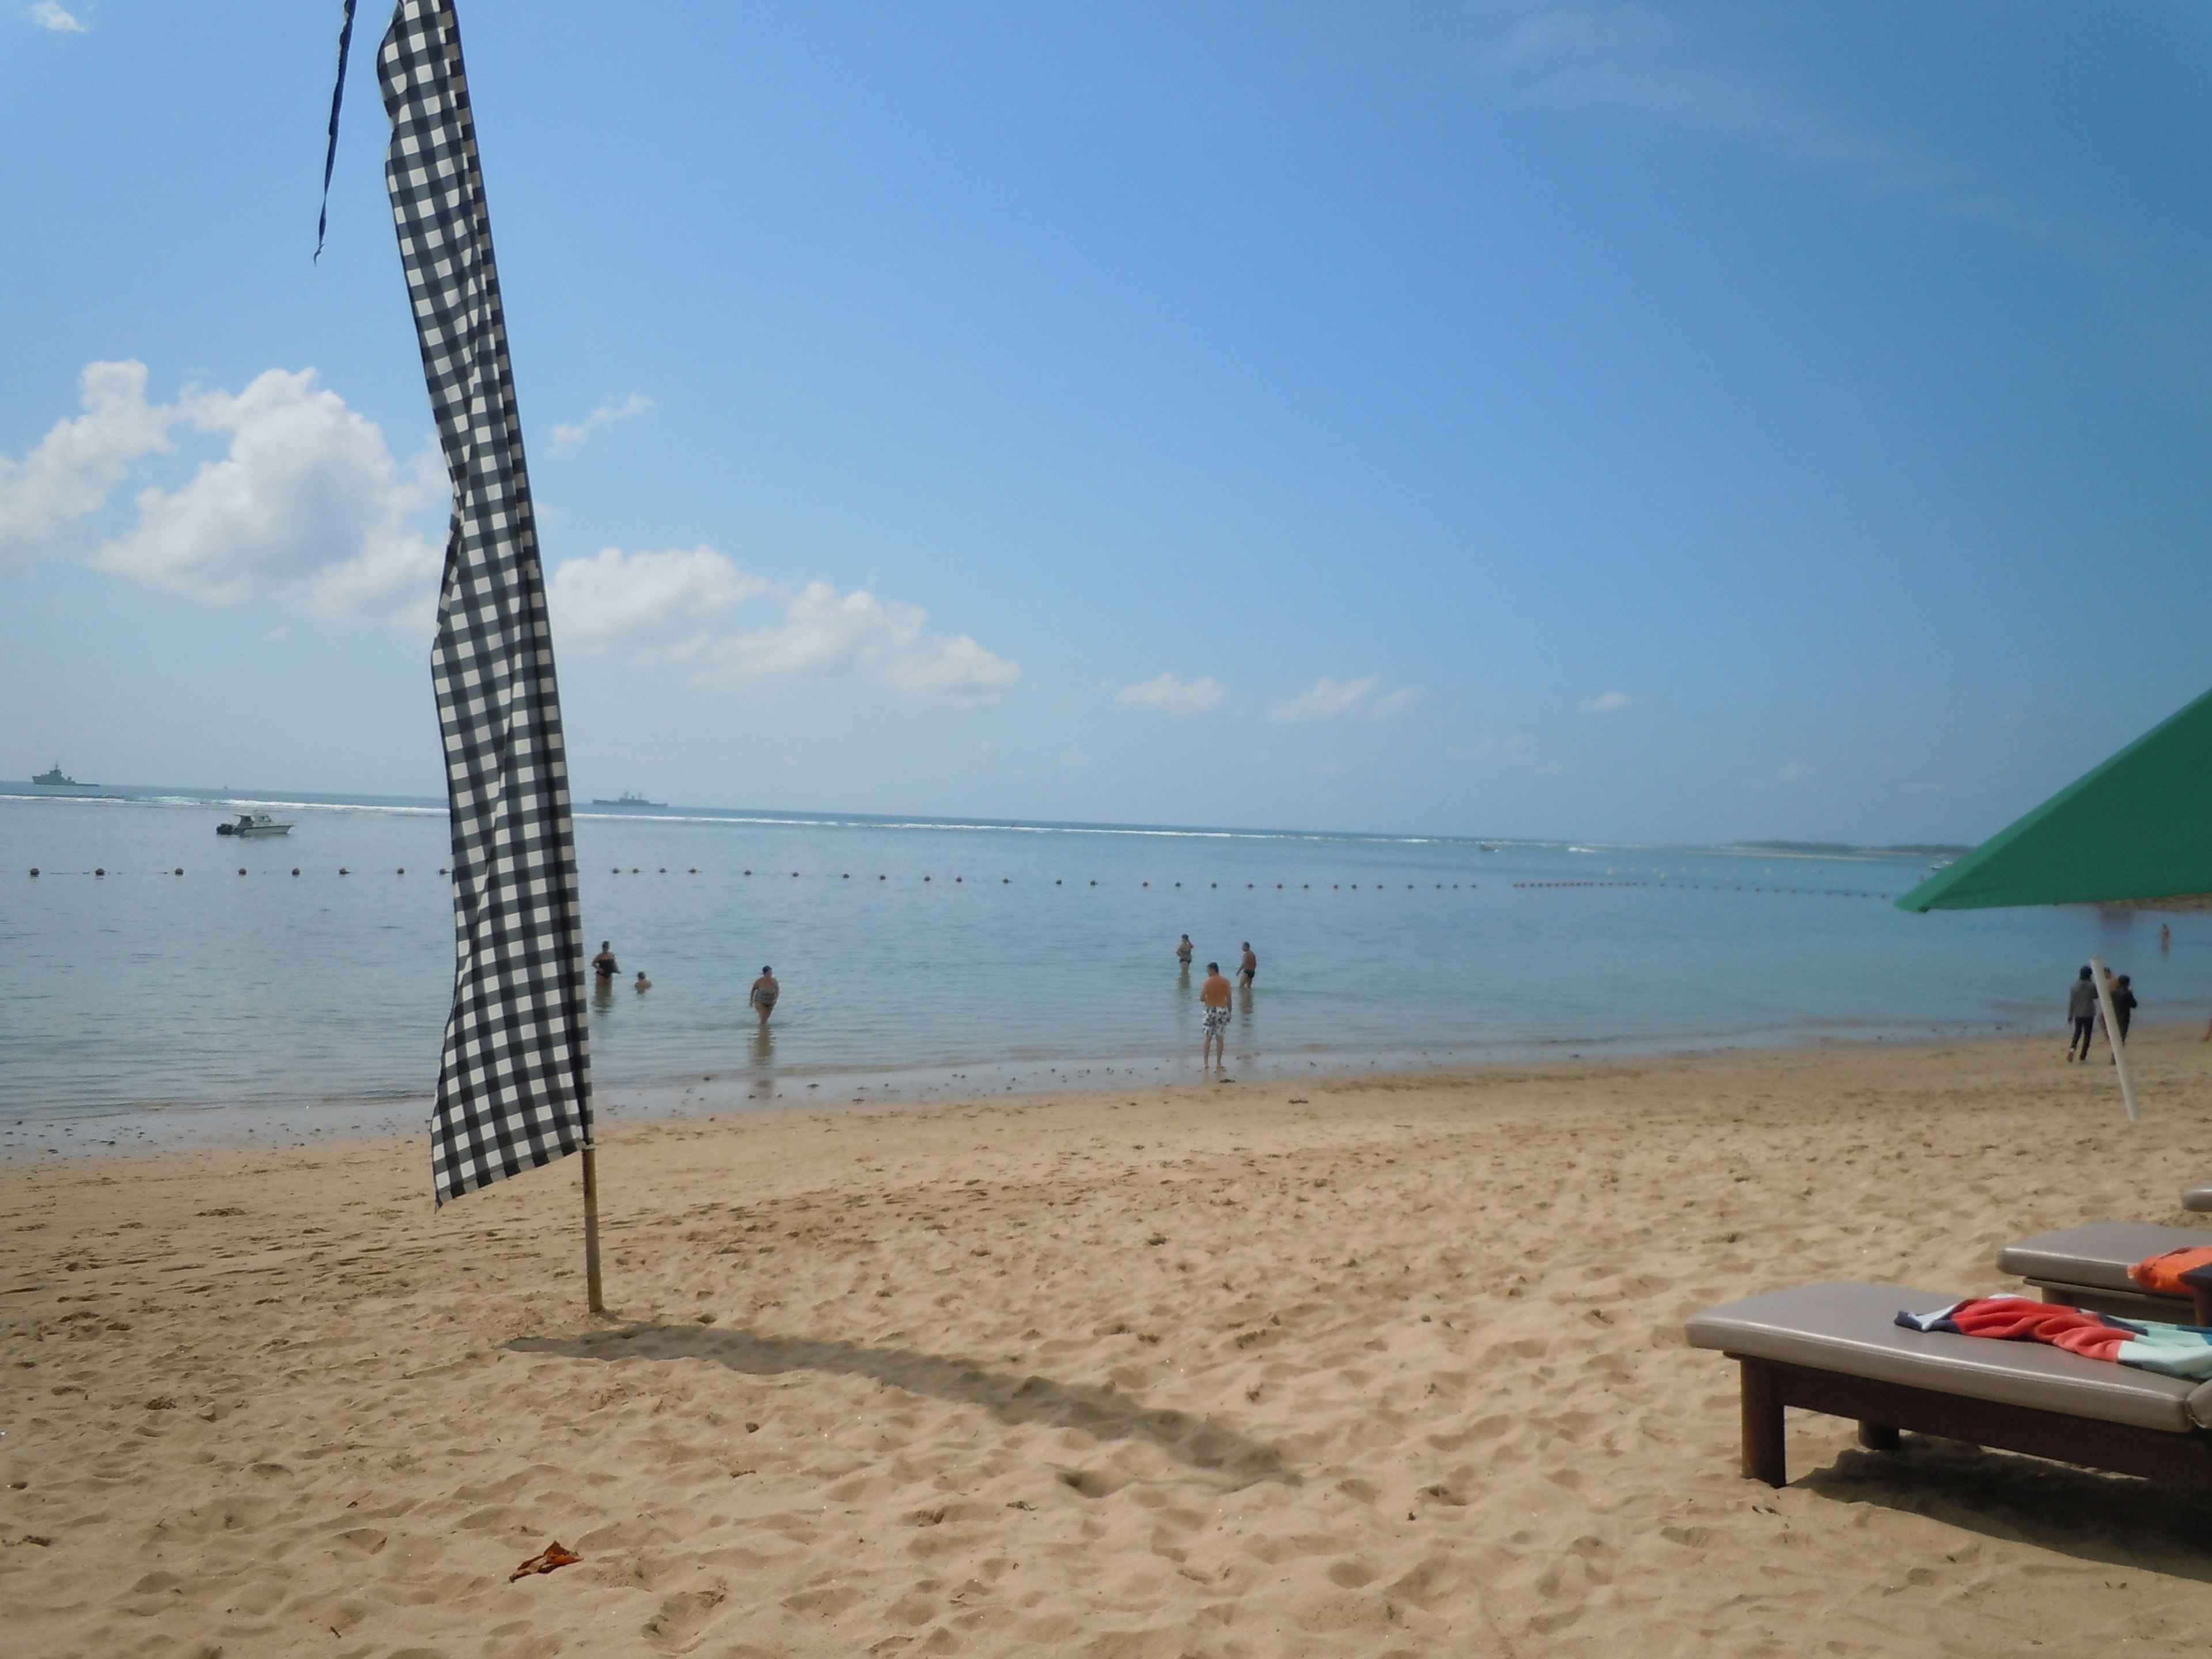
[{"x1": 216, "y1": 812, "x2": 293, "y2": 837}]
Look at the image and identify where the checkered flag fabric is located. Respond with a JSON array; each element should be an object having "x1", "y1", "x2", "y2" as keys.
[{"x1": 376, "y1": 0, "x2": 593, "y2": 1205}]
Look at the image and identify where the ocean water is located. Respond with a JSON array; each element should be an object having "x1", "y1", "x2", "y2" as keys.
[{"x1": 3, "y1": 788, "x2": 2202, "y2": 1153}]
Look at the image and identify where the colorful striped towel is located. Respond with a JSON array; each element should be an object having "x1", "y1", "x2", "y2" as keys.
[{"x1": 1897, "y1": 1297, "x2": 2212, "y2": 1381}]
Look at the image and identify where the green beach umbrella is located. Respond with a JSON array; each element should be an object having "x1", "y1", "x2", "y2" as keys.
[{"x1": 1894, "y1": 685, "x2": 2212, "y2": 1119}]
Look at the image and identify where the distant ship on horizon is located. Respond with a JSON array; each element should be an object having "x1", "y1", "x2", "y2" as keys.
[
  {"x1": 590, "y1": 790, "x2": 667, "y2": 808},
  {"x1": 29, "y1": 763, "x2": 99, "y2": 795}
]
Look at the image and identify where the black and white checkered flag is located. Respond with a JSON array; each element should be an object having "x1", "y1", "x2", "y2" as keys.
[{"x1": 369, "y1": 0, "x2": 594, "y2": 1206}]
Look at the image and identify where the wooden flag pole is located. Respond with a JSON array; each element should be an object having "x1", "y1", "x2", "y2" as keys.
[
  {"x1": 581, "y1": 1146, "x2": 605, "y2": 1313},
  {"x1": 2088, "y1": 955, "x2": 2141, "y2": 1123}
]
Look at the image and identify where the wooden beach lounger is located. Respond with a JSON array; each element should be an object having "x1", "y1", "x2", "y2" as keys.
[
  {"x1": 1996, "y1": 1221, "x2": 2212, "y2": 1322},
  {"x1": 1685, "y1": 1282, "x2": 2212, "y2": 1491}
]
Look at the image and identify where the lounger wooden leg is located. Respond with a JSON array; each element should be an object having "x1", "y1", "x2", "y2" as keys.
[
  {"x1": 1741, "y1": 1359, "x2": 1786, "y2": 1486},
  {"x1": 2191, "y1": 1284, "x2": 2212, "y2": 1328},
  {"x1": 1858, "y1": 1422, "x2": 1900, "y2": 1451}
]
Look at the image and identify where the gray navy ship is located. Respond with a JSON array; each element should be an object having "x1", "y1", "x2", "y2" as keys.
[{"x1": 29, "y1": 763, "x2": 100, "y2": 796}]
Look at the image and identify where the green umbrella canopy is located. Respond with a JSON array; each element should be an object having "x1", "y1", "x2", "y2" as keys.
[{"x1": 1897, "y1": 685, "x2": 2212, "y2": 913}]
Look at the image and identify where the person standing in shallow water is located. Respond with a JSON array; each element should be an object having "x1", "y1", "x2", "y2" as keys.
[
  {"x1": 592, "y1": 940, "x2": 619, "y2": 980},
  {"x1": 1176, "y1": 934, "x2": 1194, "y2": 970},
  {"x1": 1200, "y1": 961, "x2": 1232, "y2": 1070},
  {"x1": 1238, "y1": 941, "x2": 1257, "y2": 990},
  {"x1": 2066, "y1": 966, "x2": 2097, "y2": 1062},
  {"x1": 751, "y1": 965, "x2": 779, "y2": 1024}
]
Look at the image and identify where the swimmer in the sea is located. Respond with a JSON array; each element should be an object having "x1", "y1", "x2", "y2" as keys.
[
  {"x1": 751, "y1": 966, "x2": 780, "y2": 1024},
  {"x1": 592, "y1": 940, "x2": 619, "y2": 979},
  {"x1": 634, "y1": 971, "x2": 652, "y2": 993}
]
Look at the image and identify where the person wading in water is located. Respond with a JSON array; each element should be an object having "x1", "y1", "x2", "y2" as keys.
[{"x1": 1200, "y1": 961, "x2": 1232, "y2": 1071}]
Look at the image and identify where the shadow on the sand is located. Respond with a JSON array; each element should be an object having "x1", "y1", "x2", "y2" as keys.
[
  {"x1": 509, "y1": 1323, "x2": 1297, "y2": 1488},
  {"x1": 1802, "y1": 1440, "x2": 2212, "y2": 1580}
]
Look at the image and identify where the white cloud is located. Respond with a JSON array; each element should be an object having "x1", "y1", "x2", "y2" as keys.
[
  {"x1": 1269, "y1": 675, "x2": 1419, "y2": 722},
  {"x1": 0, "y1": 361, "x2": 173, "y2": 557},
  {"x1": 28, "y1": 2, "x2": 88, "y2": 32},
  {"x1": 548, "y1": 545, "x2": 1017, "y2": 703},
  {"x1": 548, "y1": 544, "x2": 768, "y2": 657},
  {"x1": 7, "y1": 361, "x2": 1014, "y2": 699},
  {"x1": 1115, "y1": 672, "x2": 1225, "y2": 714},
  {"x1": 1490, "y1": 5, "x2": 1661, "y2": 70},
  {"x1": 2, "y1": 360, "x2": 447, "y2": 627},
  {"x1": 1488, "y1": 7, "x2": 1965, "y2": 199},
  {"x1": 91, "y1": 369, "x2": 445, "y2": 629},
  {"x1": 550, "y1": 393, "x2": 653, "y2": 456},
  {"x1": 1579, "y1": 690, "x2": 1633, "y2": 713},
  {"x1": 1482, "y1": 2, "x2": 2115, "y2": 270}
]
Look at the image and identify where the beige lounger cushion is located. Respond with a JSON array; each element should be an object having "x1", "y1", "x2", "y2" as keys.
[
  {"x1": 1685, "y1": 1281, "x2": 2212, "y2": 1433},
  {"x1": 1995, "y1": 1222, "x2": 2212, "y2": 1295},
  {"x1": 2186, "y1": 1186, "x2": 2212, "y2": 1215}
]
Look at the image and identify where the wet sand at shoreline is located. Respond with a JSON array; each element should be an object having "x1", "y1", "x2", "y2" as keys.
[{"x1": 5, "y1": 1029, "x2": 2211, "y2": 1656}]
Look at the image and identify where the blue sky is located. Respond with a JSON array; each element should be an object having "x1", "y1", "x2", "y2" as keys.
[{"x1": 3, "y1": 2, "x2": 2207, "y2": 842}]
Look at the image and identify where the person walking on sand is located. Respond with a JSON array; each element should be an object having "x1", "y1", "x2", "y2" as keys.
[
  {"x1": 751, "y1": 965, "x2": 780, "y2": 1024},
  {"x1": 1176, "y1": 934, "x2": 1194, "y2": 969},
  {"x1": 1200, "y1": 961, "x2": 1232, "y2": 1070},
  {"x1": 1238, "y1": 941, "x2": 1257, "y2": 990},
  {"x1": 2066, "y1": 966, "x2": 2097, "y2": 1062},
  {"x1": 592, "y1": 940, "x2": 619, "y2": 980},
  {"x1": 2107, "y1": 974, "x2": 2138, "y2": 1058}
]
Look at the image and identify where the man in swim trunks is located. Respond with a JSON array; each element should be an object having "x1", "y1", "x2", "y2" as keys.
[
  {"x1": 592, "y1": 940, "x2": 619, "y2": 980},
  {"x1": 1238, "y1": 942, "x2": 1257, "y2": 989},
  {"x1": 751, "y1": 965, "x2": 780, "y2": 1024},
  {"x1": 1200, "y1": 961, "x2": 1232, "y2": 1070},
  {"x1": 1176, "y1": 934, "x2": 1194, "y2": 969}
]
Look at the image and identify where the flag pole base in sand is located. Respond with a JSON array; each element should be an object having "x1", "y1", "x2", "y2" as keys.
[
  {"x1": 2089, "y1": 956, "x2": 2141, "y2": 1123},
  {"x1": 581, "y1": 1145, "x2": 605, "y2": 1313}
]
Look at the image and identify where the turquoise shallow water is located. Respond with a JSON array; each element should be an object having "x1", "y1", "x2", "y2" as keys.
[{"x1": 2, "y1": 789, "x2": 2202, "y2": 1152}]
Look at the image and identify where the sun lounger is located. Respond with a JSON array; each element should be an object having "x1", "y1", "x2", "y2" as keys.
[
  {"x1": 1685, "y1": 1281, "x2": 2212, "y2": 1490},
  {"x1": 1995, "y1": 1221, "x2": 2212, "y2": 1323}
]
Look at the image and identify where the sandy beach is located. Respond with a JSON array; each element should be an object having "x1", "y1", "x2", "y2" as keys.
[{"x1": 6, "y1": 1029, "x2": 2212, "y2": 1657}]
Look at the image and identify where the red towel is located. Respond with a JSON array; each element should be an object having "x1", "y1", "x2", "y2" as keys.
[{"x1": 1940, "y1": 1296, "x2": 2131, "y2": 1363}]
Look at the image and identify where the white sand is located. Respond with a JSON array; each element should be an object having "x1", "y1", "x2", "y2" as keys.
[{"x1": 6, "y1": 1029, "x2": 2212, "y2": 1656}]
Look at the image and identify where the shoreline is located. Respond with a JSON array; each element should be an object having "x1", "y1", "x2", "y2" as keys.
[{"x1": 3, "y1": 1012, "x2": 2159, "y2": 1164}]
